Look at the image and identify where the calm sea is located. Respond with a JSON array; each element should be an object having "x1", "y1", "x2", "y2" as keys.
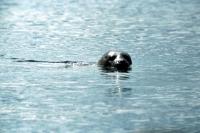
[{"x1": 0, "y1": 0, "x2": 200, "y2": 132}]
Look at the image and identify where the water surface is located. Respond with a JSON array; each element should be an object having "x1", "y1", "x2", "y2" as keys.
[{"x1": 0, "y1": 0, "x2": 200, "y2": 132}]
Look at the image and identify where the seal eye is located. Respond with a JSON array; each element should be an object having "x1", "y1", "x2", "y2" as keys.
[
  {"x1": 120, "y1": 53, "x2": 132, "y2": 64},
  {"x1": 109, "y1": 55, "x2": 117, "y2": 61}
]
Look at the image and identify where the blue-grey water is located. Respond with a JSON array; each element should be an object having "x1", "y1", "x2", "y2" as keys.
[{"x1": 1, "y1": 0, "x2": 200, "y2": 132}]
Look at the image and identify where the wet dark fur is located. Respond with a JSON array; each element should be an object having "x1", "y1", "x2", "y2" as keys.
[{"x1": 98, "y1": 51, "x2": 132, "y2": 71}]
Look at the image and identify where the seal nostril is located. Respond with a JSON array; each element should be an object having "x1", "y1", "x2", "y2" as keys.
[
  {"x1": 114, "y1": 60, "x2": 129, "y2": 69},
  {"x1": 116, "y1": 60, "x2": 127, "y2": 65}
]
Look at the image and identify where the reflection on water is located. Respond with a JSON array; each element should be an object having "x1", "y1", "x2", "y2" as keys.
[
  {"x1": 1, "y1": 0, "x2": 200, "y2": 132},
  {"x1": 100, "y1": 71, "x2": 132, "y2": 97},
  {"x1": 106, "y1": 87, "x2": 132, "y2": 98}
]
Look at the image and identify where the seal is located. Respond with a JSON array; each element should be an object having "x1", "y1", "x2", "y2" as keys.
[
  {"x1": 5, "y1": 51, "x2": 132, "y2": 72},
  {"x1": 98, "y1": 51, "x2": 132, "y2": 71}
]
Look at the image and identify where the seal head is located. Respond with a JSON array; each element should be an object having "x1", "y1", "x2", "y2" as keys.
[{"x1": 98, "y1": 51, "x2": 132, "y2": 72}]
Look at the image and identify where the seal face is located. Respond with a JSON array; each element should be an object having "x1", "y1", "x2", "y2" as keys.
[{"x1": 98, "y1": 51, "x2": 132, "y2": 71}]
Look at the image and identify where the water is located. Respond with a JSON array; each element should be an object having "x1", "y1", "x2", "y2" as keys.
[{"x1": 1, "y1": 0, "x2": 200, "y2": 132}]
